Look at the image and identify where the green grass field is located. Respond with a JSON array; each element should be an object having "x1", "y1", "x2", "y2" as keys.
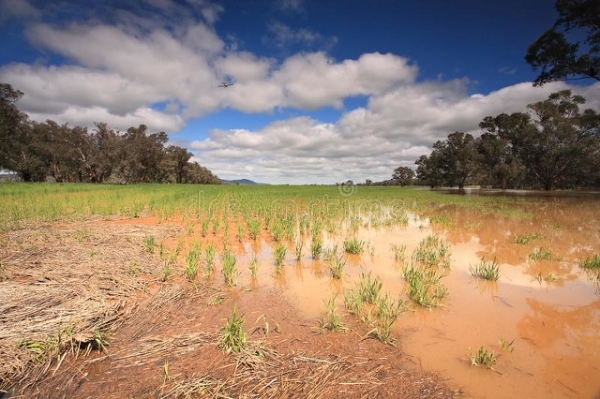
[{"x1": 0, "y1": 182, "x2": 513, "y2": 232}]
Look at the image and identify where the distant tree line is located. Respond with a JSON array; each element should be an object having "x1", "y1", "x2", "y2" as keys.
[
  {"x1": 0, "y1": 83, "x2": 220, "y2": 184},
  {"x1": 412, "y1": 90, "x2": 600, "y2": 191}
]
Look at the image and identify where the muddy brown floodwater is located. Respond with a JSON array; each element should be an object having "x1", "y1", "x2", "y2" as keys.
[{"x1": 231, "y1": 195, "x2": 600, "y2": 399}]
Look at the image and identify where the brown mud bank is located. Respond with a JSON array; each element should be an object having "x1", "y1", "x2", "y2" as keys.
[{"x1": 0, "y1": 220, "x2": 453, "y2": 399}]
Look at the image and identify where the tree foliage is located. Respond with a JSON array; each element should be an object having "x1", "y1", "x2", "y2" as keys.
[
  {"x1": 413, "y1": 90, "x2": 600, "y2": 190},
  {"x1": 415, "y1": 154, "x2": 444, "y2": 189},
  {"x1": 513, "y1": 90, "x2": 597, "y2": 189},
  {"x1": 392, "y1": 166, "x2": 415, "y2": 186},
  {"x1": 0, "y1": 84, "x2": 33, "y2": 177},
  {"x1": 525, "y1": 0, "x2": 600, "y2": 85},
  {"x1": 415, "y1": 132, "x2": 477, "y2": 190},
  {"x1": 0, "y1": 83, "x2": 221, "y2": 184}
]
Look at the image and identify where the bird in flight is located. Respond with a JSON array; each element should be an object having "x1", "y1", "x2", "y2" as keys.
[{"x1": 218, "y1": 82, "x2": 234, "y2": 88}]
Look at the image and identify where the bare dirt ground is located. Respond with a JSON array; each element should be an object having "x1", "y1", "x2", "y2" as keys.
[{"x1": 0, "y1": 218, "x2": 456, "y2": 399}]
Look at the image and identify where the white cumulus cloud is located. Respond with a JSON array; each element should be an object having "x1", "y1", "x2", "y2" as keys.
[
  {"x1": 1, "y1": 1, "x2": 599, "y2": 184},
  {"x1": 190, "y1": 80, "x2": 597, "y2": 184}
]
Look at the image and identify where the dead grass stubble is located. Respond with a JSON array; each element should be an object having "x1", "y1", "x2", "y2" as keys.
[
  {"x1": 162, "y1": 344, "x2": 378, "y2": 399},
  {"x1": 161, "y1": 343, "x2": 451, "y2": 398},
  {"x1": 1, "y1": 219, "x2": 453, "y2": 399},
  {"x1": 0, "y1": 222, "x2": 170, "y2": 391}
]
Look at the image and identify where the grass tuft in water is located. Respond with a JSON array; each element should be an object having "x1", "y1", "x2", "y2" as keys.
[
  {"x1": 249, "y1": 257, "x2": 258, "y2": 278},
  {"x1": 402, "y1": 235, "x2": 451, "y2": 309},
  {"x1": 295, "y1": 240, "x2": 303, "y2": 261},
  {"x1": 324, "y1": 245, "x2": 338, "y2": 262},
  {"x1": 311, "y1": 239, "x2": 323, "y2": 260},
  {"x1": 469, "y1": 346, "x2": 497, "y2": 368},
  {"x1": 514, "y1": 232, "x2": 543, "y2": 244},
  {"x1": 581, "y1": 254, "x2": 600, "y2": 269},
  {"x1": 247, "y1": 219, "x2": 261, "y2": 240},
  {"x1": 390, "y1": 244, "x2": 407, "y2": 263},
  {"x1": 469, "y1": 257, "x2": 500, "y2": 281},
  {"x1": 412, "y1": 235, "x2": 451, "y2": 269},
  {"x1": 343, "y1": 237, "x2": 364, "y2": 254},
  {"x1": 221, "y1": 250, "x2": 237, "y2": 287},
  {"x1": 367, "y1": 293, "x2": 403, "y2": 344},
  {"x1": 329, "y1": 254, "x2": 346, "y2": 279},
  {"x1": 534, "y1": 272, "x2": 558, "y2": 284},
  {"x1": 310, "y1": 220, "x2": 323, "y2": 241},
  {"x1": 403, "y1": 264, "x2": 448, "y2": 309},
  {"x1": 356, "y1": 271, "x2": 382, "y2": 304},
  {"x1": 529, "y1": 247, "x2": 553, "y2": 260},
  {"x1": 499, "y1": 337, "x2": 515, "y2": 352},
  {"x1": 274, "y1": 243, "x2": 287, "y2": 267},
  {"x1": 343, "y1": 272, "x2": 403, "y2": 345}
]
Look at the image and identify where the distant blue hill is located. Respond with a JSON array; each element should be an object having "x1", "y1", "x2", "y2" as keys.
[{"x1": 221, "y1": 178, "x2": 269, "y2": 185}]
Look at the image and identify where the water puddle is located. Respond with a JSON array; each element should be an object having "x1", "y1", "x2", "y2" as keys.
[{"x1": 230, "y1": 196, "x2": 600, "y2": 398}]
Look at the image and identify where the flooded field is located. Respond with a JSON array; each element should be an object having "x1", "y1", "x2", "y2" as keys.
[
  {"x1": 220, "y1": 193, "x2": 600, "y2": 399},
  {"x1": 1, "y1": 185, "x2": 599, "y2": 398}
]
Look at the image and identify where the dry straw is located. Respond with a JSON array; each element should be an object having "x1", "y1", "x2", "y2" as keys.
[{"x1": 0, "y1": 222, "x2": 168, "y2": 391}]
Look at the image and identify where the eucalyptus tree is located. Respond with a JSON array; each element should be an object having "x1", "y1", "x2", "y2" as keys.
[
  {"x1": 392, "y1": 166, "x2": 415, "y2": 186},
  {"x1": 477, "y1": 114, "x2": 530, "y2": 189},
  {"x1": 31, "y1": 120, "x2": 91, "y2": 182},
  {"x1": 163, "y1": 145, "x2": 192, "y2": 184},
  {"x1": 1, "y1": 83, "x2": 221, "y2": 184},
  {"x1": 184, "y1": 161, "x2": 222, "y2": 184},
  {"x1": 0, "y1": 83, "x2": 42, "y2": 180},
  {"x1": 0, "y1": 84, "x2": 23, "y2": 139},
  {"x1": 415, "y1": 154, "x2": 444, "y2": 188},
  {"x1": 1, "y1": 122, "x2": 47, "y2": 182},
  {"x1": 526, "y1": 0, "x2": 600, "y2": 85},
  {"x1": 442, "y1": 132, "x2": 478, "y2": 190},
  {"x1": 415, "y1": 132, "x2": 477, "y2": 190},
  {"x1": 480, "y1": 90, "x2": 600, "y2": 190},
  {"x1": 526, "y1": 90, "x2": 599, "y2": 189},
  {"x1": 86, "y1": 123, "x2": 120, "y2": 183},
  {"x1": 116, "y1": 125, "x2": 168, "y2": 183}
]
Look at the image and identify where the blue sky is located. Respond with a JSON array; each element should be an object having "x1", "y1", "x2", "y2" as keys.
[{"x1": 1, "y1": 0, "x2": 599, "y2": 184}]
